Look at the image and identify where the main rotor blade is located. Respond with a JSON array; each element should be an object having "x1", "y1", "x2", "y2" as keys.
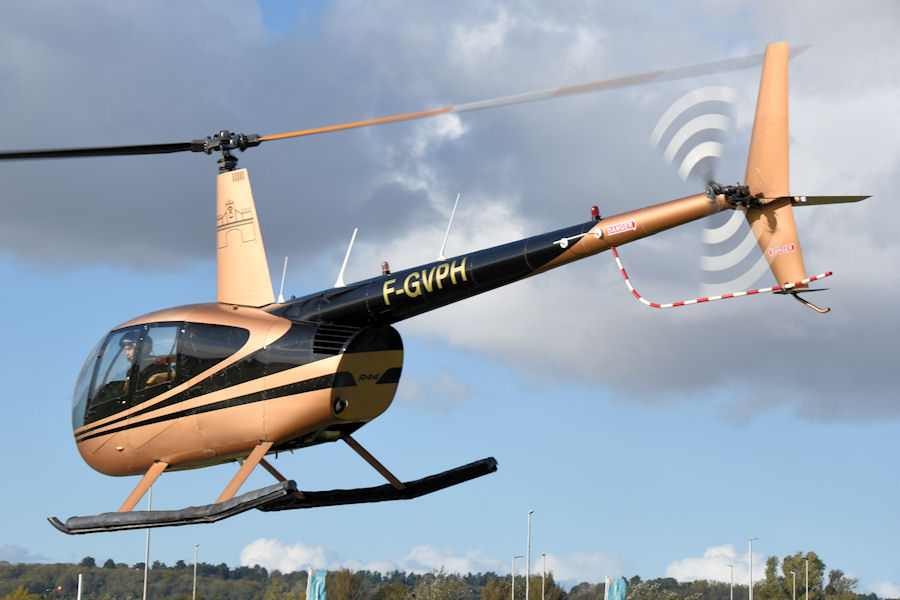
[
  {"x1": 0, "y1": 141, "x2": 197, "y2": 160},
  {"x1": 0, "y1": 45, "x2": 809, "y2": 161},
  {"x1": 259, "y1": 45, "x2": 809, "y2": 143}
]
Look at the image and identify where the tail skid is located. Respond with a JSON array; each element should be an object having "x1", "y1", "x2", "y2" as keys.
[{"x1": 788, "y1": 291, "x2": 830, "y2": 313}]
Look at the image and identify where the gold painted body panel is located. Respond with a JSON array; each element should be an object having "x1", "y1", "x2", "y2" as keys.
[
  {"x1": 536, "y1": 193, "x2": 731, "y2": 273},
  {"x1": 216, "y1": 169, "x2": 276, "y2": 306},
  {"x1": 331, "y1": 350, "x2": 402, "y2": 422}
]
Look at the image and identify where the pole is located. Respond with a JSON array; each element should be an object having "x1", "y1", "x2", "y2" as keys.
[
  {"x1": 791, "y1": 571, "x2": 796, "y2": 600},
  {"x1": 805, "y1": 558, "x2": 809, "y2": 600},
  {"x1": 748, "y1": 537, "x2": 758, "y2": 600},
  {"x1": 512, "y1": 555, "x2": 522, "y2": 600},
  {"x1": 193, "y1": 544, "x2": 199, "y2": 600},
  {"x1": 143, "y1": 487, "x2": 152, "y2": 600},
  {"x1": 726, "y1": 563, "x2": 733, "y2": 600},
  {"x1": 77, "y1": 574, "x2": 82, "y2": 600},
  {"x1": 527, "y1": 510, "x2": 534, "y2": 600},
  {"x1": 541, "y1": 554, "x2": 546, "y2": 600}
]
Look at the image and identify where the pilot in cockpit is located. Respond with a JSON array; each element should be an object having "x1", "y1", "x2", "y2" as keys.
[
  {"x1": 121, "y1": 333, "x2": 173, "y2": 388},
  {"x1": 121, "y1": 334, "x2": 138, "y2": 363}
]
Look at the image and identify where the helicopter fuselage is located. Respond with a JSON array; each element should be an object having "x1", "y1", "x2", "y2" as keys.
[{"x1": 72, "y1": 303, "x2": 403, "y2": 476}]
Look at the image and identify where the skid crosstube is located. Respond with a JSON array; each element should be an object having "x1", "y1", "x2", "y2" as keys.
[{"x1": 49, "y1": 457, "x2": 497, "y2": 534}]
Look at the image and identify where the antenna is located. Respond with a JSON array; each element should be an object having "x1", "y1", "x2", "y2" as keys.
[
  {"x1": 335, "y1": 227, "x2": 358, "y2": 288},
  {"x1": 277, "y1": 256, "x2": 289, "y2": 303},
  {"x1": 438, "y1": 193, "x2": 461, "y2": 260}
]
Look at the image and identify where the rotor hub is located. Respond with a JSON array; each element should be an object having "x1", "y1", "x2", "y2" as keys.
[
  {"x1": 191, "y1": 130, "x2": 261, "y2": 173},
  {"x1": 706, "y1": 181, "x2": 758, "y2": 208}
]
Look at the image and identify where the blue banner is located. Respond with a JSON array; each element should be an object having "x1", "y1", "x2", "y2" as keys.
[
  {"x1": 608, "y1": 577, "x2": 626, "y2": 600},
  {"x1": 307, "y1": 569, "x2": 327, "y2": 600}
]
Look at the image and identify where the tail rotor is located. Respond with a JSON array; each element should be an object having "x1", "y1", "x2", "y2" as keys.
[
  {"x1": 649, "y1": 41, "x2": 868, "y2": 312},
  {"x1": 649, "y1": 85, "x2": 735, "y2": 186},
  {"x1": 650, "y1": 86, "x2": 770, "y2": 293}
]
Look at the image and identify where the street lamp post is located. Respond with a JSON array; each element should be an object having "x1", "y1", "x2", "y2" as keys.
[
  {"x1": 143, "y1": 488, "x2": 152, "y2": 600},
  {"x1": 725, "y1": 564, "x2": 734, "y2": 600},
  {"x1": 804, "y1": 557, "x2": 809, "y2": 600},
  {"x1": 541, "y1": 554, "x2": 546, "y2": 600},
  {"x1": 512, "y1": 555, "x2": 523, "y2": 600},
  {"x1": 791, "y1": 571, "x2": 796, "y2": 600},
  {"x1": 193, "y1": 544, "x2": 199, "y2": 600},
  {"x1": 527, "y1": 511, "x2": 534, "y2": 600},
  {"x1": 748, "y1": 537, "x2": 759, "y2": 600}
]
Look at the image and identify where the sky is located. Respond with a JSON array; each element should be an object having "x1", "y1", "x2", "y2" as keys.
[{"x1": 0, "y1": 0, "x2": 898, "y2": 597}]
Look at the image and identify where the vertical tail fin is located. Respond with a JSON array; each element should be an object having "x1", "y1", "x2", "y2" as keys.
[
  {"x1": 216, "y1": 169, "x2": 275, "y2": 306},
  {"x1": 744, "y1": 41, "x2": 808, "y2": 288}
]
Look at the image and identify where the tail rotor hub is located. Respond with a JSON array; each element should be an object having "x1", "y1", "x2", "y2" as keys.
[{"x1": 706, "y1": 181, "x2": 756, "y2": 207}]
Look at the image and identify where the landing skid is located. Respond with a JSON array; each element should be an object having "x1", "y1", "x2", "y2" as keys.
[
  {"x1": 260, "y1": 457, "x2": 497, "y2": 511},
  {"x1": 49, "y1": 457, "x2": 497, "y2": 534},
  {"x1": 49, "y1": 480, "x2": 296, "y2": 535}
]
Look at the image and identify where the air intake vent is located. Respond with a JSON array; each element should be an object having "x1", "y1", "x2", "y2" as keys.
[{"x1": 312, "y1": 324, "x2": 359, "y2": 355}]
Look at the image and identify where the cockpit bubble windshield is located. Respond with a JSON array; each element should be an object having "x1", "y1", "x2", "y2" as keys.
[{"x1": 72, "y1": 321, "x2": 249, "y2": 430}]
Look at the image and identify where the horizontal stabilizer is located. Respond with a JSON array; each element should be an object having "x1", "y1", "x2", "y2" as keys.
[
  {"x1": 787, "y1": 195, "x2": 870, "y2": 206},
  {"x1": 259, "y1": 457, "x2": 498, "y2": 511}
]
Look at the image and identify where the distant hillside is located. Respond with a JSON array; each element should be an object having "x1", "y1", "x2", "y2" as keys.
[{"x1": 0, "y1": 555, "x2": 887, "y2": 600}]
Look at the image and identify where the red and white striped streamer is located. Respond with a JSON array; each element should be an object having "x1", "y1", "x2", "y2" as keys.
[{"x1": 610, "y1": 247, "x2": 832, "y2": 308}]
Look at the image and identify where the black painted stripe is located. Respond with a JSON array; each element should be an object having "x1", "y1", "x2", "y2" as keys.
[
  {"x1": 376, "y1": 367, "x2": 402, "y2": 385},
  {"x1": 76, "y1": 340, "x2": 352, "y2": 439},
  {"x1": 275, "y1": 221, "x2": 595, "y2": 325},
  {"x1": 75, "y1": 371, "x2": 357, "y2": 444}
]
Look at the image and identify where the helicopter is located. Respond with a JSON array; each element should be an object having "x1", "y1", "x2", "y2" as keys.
[{"x1": 0, "y1": 42, "x2": 867, "y2": 534}]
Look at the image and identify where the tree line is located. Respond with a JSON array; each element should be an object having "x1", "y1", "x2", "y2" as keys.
[{"x1": 0, "y1": 550, "x2": 889, "y2": 600}]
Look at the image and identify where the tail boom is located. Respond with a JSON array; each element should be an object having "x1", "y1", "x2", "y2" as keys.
[{"x1": 273, "y1": 192, "x2": 732, "y2": 326}]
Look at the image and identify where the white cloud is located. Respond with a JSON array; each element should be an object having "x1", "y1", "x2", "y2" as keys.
[
  {"x1": 240, "y1": 539, "x2": 504, "y2": 575},
  {"x1": 666, "y1": 544, "x2": 763, "y2": 584},
  {"x1": 240, "y1": 538, "x2": 341, "y2": 574},
  {"x1": 452, "y1": 7, "x2": 512, "y2": 69},
  {"x1": 0, "y1": 544, "x2": 50, "y2": 564},
  {"x1": 240, "y1": 539, "x2": 623, "y2": 585},
  {"x1": 395, "y1": 367, "x2": 473, "y2": 412},
  {"x1": 411, "y1": 114, "x2": 466, "y2": 158},
  {"x1": 400, "y1": 545, "x2": 504, "y2": 574},
  {"x1": 543, "y1": 551, "x2": 629, "y2": 587},
  {"x1": 869, "y1": 581, "x2": 900, "y2": 599},
  {"x1": 6, "y1": 0, "x2": 897, "y2": 417}
]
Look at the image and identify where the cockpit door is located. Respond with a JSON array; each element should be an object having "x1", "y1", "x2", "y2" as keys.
[{"x1": 85, "y1": 326, "x2": 144, "y2": 424}]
